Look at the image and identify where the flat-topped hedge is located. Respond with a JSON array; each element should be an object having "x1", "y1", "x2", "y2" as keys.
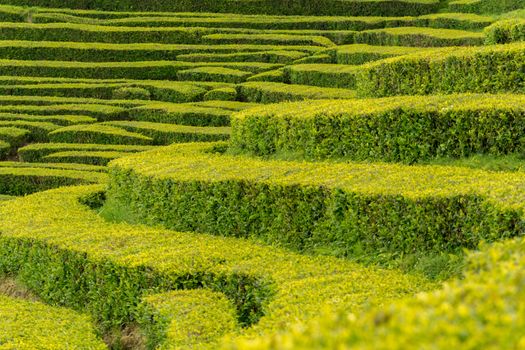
[
  {"x1": 0, "y1": 0, "x2": 441, "y2": 16},
  {"x1": 0, "y1": 295, "x2": 106, "y2": 350},
  {"x1": 43, "y1": 150, "x2": 135, "y2": 166},
  {"x1": 49, "y1": 124, "x2": 153, "y2": 145},
  {"x1": 230, "y1": 94, "x2": 525, "y2": 162},
  {"x1": 237, "y1": 82, "x2": 356, "y2": 103},
  {"x1": 107, "y1": 142, "x2": 525, "y2": 261},
  {"x1": 356, "y1": 42, "x2": 525, "y2": 97},
  {"x1": 0, "y1": 185, "x2": 429, "y2": 347}
]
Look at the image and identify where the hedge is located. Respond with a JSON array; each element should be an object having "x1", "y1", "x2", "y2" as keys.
[
  {"x1": 18, "y1": 142, "x2": 154, "y2": 162},
  {"x1": 354, "y1": 27, "x2": 485, "y2": 47},
  {"x1": 285, "y1": 64, "x2": 359, "y2": 88},
  {"x1": 246, "y1": 69, "x2": 286, "y2": 83},
  {"x1": 104, "y1": 120, "x2": 231, "y2": 145},
  {"x1": 125, "y1": 103, "x2": 233, "y2": 126},
  {"x1": 0, "y1": 94, "x2": 145, "y2": 107},
  {"x1": 204, "y1": 87, "x2": 237, "y2": 101},
  {"x1": 0, "y1": 103, "x2": 126, "y2": 119},
  {"x1": 192, "y1": 100, "x2": 260, "y2": 111},
  {"x1": 0, "y1": 160, "x2": 108, "y2": 172},
  {"x1": 0, "y1": 81, "x2": 207, "y2": 104},
  {"x1": 49, "y1": 124, "x2": 153, "y2": 145},
  {"x1": 355, "y1": 42, "x2": 525, "y2": 97},
  {"x1": 0, "y1": 126, "x2": 29, "y2": 147},
  {"x1": 0, "y1": 59, "x2": 280, "y2": 80},
  {"x1": 0, "y1": 140, "x2": 9, "y2": 159},
  {"x1": 223, "y1": 236, "x2": 525, "y2": 349},
  {"x1": 484, "y1": 19, "x2": 525, "y2": 44},
  {"x1": 108, "y1": 142, "x2": 525, "y2": 261},
  {"x1": 0, "y1": 120, "x2": 58, "y2": 142},
  {"x1": 334, "y1": 44, "x2": 433, "y2": 65},
  {"x1": 0, "y1": 185, "x2": 429, "y2": 347},
  {"x1": 231, "y1": 94, "x2": 525, "y2": 163},
  {"x1": 31, "y1": 11, "x2": 493, "y2": 31},
  {"x1": 43, "y1": 150, "x2": 134, "y2": 166},
  {"x1": 0, "y1": 113, "x2": 97, "y2": 126},
  {"x1": 176, "y1": 67, "x2": 252, "y2": 84},
  {"x1": 237, "y1": 82, "x2": 356, "y2": 103},
  {"x1": 0, "y1": 0, "x2": 441, "y2": 16},
  {"x1": 0, "y1": 167, "x2": 106, "y2": 195},
  {"x1": 202, "y1": 33, "x2": 335, "y2": 47},
  {"x1": 177, "y1": 50, "x2": 307, "y2": 64},
  {"x1": 448, "y1": 0, "x2": 525, "y2": 14},
  {"x1": 0, "y1": 295, "x2": 106, "y2": 350},
  {"x1": 138, "y1": 290, "x2": 237, "y2": 349}
]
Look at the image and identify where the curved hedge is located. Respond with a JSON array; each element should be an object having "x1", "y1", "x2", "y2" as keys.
[
  {"x1": 230, "y1": 94, "x2": 525, "y2": 162},
  {"x1": 355, "y1": 42, "x2": 525, "y2": 97},
  {"x1": 107, "y1": 142, "x2": 525, "y2": 262},
  {"x1": 0, "y1": 295, "x2": 106, "y2": 349},
  {"x1": 0, "y1": 185, "x2": 428, "y2": 348},
  {"x1": 484, "y1": 19, "x2": 525, "y2": 44}
]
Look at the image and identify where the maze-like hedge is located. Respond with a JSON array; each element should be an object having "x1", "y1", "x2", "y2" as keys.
[{"x1": 0, "y1": 1, "x2": 524, "y2": 349}]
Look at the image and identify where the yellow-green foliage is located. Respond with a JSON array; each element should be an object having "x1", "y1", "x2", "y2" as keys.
[
  {"x1": 223, "y1": 236, "x2": 525, "y2": 349},
  {"x1": 139, "y1": 290, "x2": 238, "y2": 349},
  {"x1": 108, "y1": 142, "x2": 524, "y2": 262},
  {"x1": 0, "y1": 166, "x2": 106, "y2": 195},
  {"x1": 356, "y1": 42, "x2": 525, "y2": 97},
  {"x1": 0, "y1": 295, "x2": 106, "y2": 349},
  {"x1": 237, "y1": 81, "x2": 356, "y2": 103},
  {"x1": 335, "y1": 44, "x2": 434, "y2": 64},
  {"x1": 0, "y1": 140, "x2": 9, "y2": 159},
  {"x1": 176, "y1": 67, "x2": 253, "y2": 84},
  {"x1": 0, "y1": 103, "x2": 126, "y2": 119},
  {"x1": 204, "y1": 87, "x2": 237, "y2": 101},
  {"x1": 0, "y1": 126, "x2": 29, "y2": 147},
  {"x1": 355, "y1": 26, "x2": 485, "y2": 46},
  {"x1": 285, "y1": 64, "x2": 359, "y2": 88},
  {"x1": 0, "y1": 185, "x2": 430, "y2": 347},
  {"x1": 485, "y1": 19, "x2": 525, "y2": 44},
  {"x1": 231, "y1": 94, "x2": 525, "y2": 162},
  {"x1": 49, "y1": 124, "x2": 154, "y2": 145},
  {"x1": 104, "y1": 120, "x2": 231, "y2": 145},
  {"x1": 0, "y1": 113, "x2": 97, "y2": 126},
  {"x1": 0, "y1": 120, "x2": 58, "y2": 142},
  {"x1": 18, "y1": 142, "x2": 154, "y2": 162},
  {"x1": 177, "y1": 51, "x2": 307, "y2": 64},
  {"x1": 202, "y1": 33, "x2": 335, "y2": 47},
  {"x1": 43, "y1": 150, "x2": 133, "y2": 166},
  {"x1": 0, "y1": 160, "x2": 107, "y2": 172}
]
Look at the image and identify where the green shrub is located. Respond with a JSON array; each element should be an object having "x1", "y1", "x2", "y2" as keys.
[
  {"x1": 285, "y1": 64, "x2": 359, "y2": 88},
  {"x1": 112, "y1": 86, "x2": 151, "y2": 100},
  {"x1": 246, "y1": 69, "x2": 286, "y2": 83},
  {"x1": 0, "y1": 113, "x2": 97, "y2": 126},
  {"x1": 49, "y1": 124, "x2": 153, "y2": 145},
  {"x1": 449, "y1": 0, "x2": 525, "y2": 14},
  {"x1": 126, "y1": 103, "x2": 233, "y2": 126},
  {"x1": 0, "y1": 140, "x2": 9, "y2": 159},
  {"x1": 177, "y1": 50, "x2": 307, "y2": 64},
  {"x1": 202, "y1": 33, "x2": 335, "y2": 47},
  {"x1": 335, "y1": 44, "x2": 433, "y2": 65},
  {"x1": 43, "y1": 150, "x2": 133, "y2": 166},
  {"x1": 0, "y1": 160, "x2": 107, "y2": 173},
  {"x1": 176, "y1": 67, "x2": 252, "y2": 83},
  {"x1": 108, "y1": 142, "x2": 525, "y2": 261},
  {"x1": 484, "y1": 19, "x2": 525, "y2": 44},
  {"x1": 0, "y1": 120, "x2": 58, "y2": 142},
  {"x1": 231, "y1": 94, "x2": 525, "y2": 162},
  {"x1": 18, "y1": 142, "x2": 154, "y2": 162},
  {"x1": 204, "y1": 87, "x2": 237, "y2": 101},
  {"x1": 0, "y1": 126, "x2": 29, "y2": 147},
  {"x1": 0, "y1": 295, "x2": 106, "y2": 349},
  {"x1": 355, "y1": 43, "x2": 525, "y2": 97},
  {"x1": 237, "y1": 82, "x2": 356, "y2": 103},
  {"x1": 104, "y1": 121, "x2": 231, "y2": 145},
  {"x1": 355, "y1": 27, "x2": 485, "y2": 47}
]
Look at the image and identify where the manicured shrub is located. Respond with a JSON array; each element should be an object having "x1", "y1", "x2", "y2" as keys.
[
  {"x1": 176, "y1": 67, "x2": 252, "y2": 84},
  {"x1": 203, "y1": 87, "x2": 237, "y2": 101},
  {"x1": 112, "y1": 86, "x2": 151, "y2": 100},
  {"x1": 49, "y1": 124, "x2": 153, "y2": 145},
  {"x1": 237, "y1": 82, "x2": 356, "y2": 103}
]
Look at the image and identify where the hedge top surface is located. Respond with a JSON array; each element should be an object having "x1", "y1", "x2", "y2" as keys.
[
  {"x1": 110, "y1": 142, "x2": 525, "y2": 210},
  {"x1": 0, "y1": 185, "x2": 430, "y2": 344},
  {"x1": 0, "y1": 295, "x2": 106, "y2": 350}
]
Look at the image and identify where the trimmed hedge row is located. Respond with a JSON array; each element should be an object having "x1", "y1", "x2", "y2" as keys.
[
  {"x1": 0, "y1": 59, "x2": 281, "y2": 81},
  {"x1": 354, "y1": 27, "x2": 485, "y2": 47},
  {"x1": 0, "y1": 0, "x2": 441, "y2": 16},
  {"x1": 139, "y1": 290, "x2": 237, "y2": 349},
  {"x1": 224, "y1": 235, "x2": 525, "y2": 349},
  {"x1": 334, "y1": 44, "x2": 434, "y2": 65},
  {"x1": 0, "y1": 185, "x2": 427, "y2": 347},
  {"x1": 0, "y1": 113, "x2": 97, "y2": 126},
  {"x1": 0, "y1": 103, "x2": 126, "y2": 120},
  {"x1": 285, "y1": 64, "x2": 359, "y2": 88},
  {"x1": 105, "y1": 120, "x2": 230, "y2": 145},
  {"x1": 204, "y1": 87, "x2": 238, "y2": 101},
  {"x1": 49, "y1": 124, "x2": 154, "y2": 145},
  {"x1": 35, "y1": 12, "x2": 494, "y2": 31},
  {"x1": 355, "y1": 43, "x2": 525, "y2": 97},
  {"x1": 176, "y1": 67, "x2": 252, "y2": 83},
  {"x1": 0, "y1": 140, "x2": 9, "y2": 159},
  {"x1": 18, "y1": 142, "x2": 154, "y2": 162},
  {"x1": 0, "y1": 120, "x2": 58, "y2": 142},
  {"x1": 0, "y1": 295, "x2": 106, "y2": 349},
  {"x1": 0, "y1": 167, "x2": 106, "y2": 195},
  {"x1": 43, "y1": 150, "x2": 134, "y2": 166},
  {"x1": 230, "y1": 94, "x2": 525, "y2": 163},
  {"x1": 237, "y1": 82, "x2": 356, "y2": 103},
  {"x1": 448, "y1": 0, "x2": 525, "y2": 14},
  {"x1": 202, "y1": 33, "x2": 335, "y2": 47},
  {"x1": 0, "y1": 160, "x2": 108, "y2": 172},
  {"x1": 0, "y1": 40, "x2": 321, "y2": 62},
  {"x1": 108, "y1": 142, "x2": 525, "y2": 261},
  {"x1": 484, "y1": 19, "x2": 525, "y2": 44},
  {"x1": 124, "y1": 103, "x2": 233, "y2": 126},
  {"x1": 177, "y1": 50, "x2": 307, "y2": 64}
]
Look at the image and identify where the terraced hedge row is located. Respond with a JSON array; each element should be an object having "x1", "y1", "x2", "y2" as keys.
[
  {"x1": 231, "y1": 94, "x2": 525, "y2": 162},
  {"x1": 0, "y1": 0, "x2": 441, "y2": 16},
  {"x1": 107, "y1": 143, "x2": 524, "y2": 261},
  {"x1": 0, "y1": 185, "x2": 428, "y2": 348}
]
